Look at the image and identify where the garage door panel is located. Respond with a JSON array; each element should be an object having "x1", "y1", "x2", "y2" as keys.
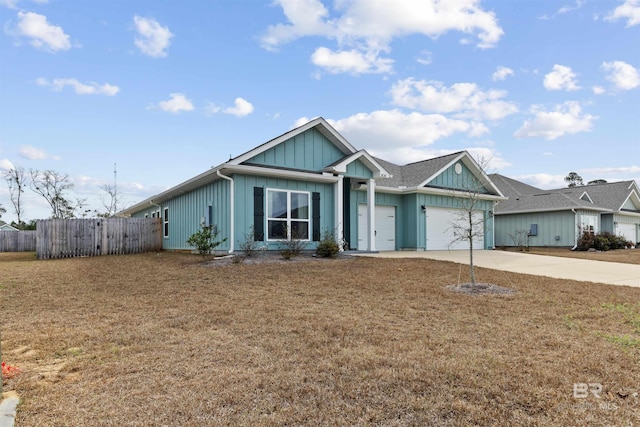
[
  {"x1": 426, "y1": 207, "x2": 484, "y2": 251},
  {"x1": 616, "y1": 223, "x2": 637, "y2": 242}
]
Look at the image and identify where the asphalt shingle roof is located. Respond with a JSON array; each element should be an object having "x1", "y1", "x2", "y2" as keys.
[
  {"x1": 376, "y1": 152, "x2": 464, "y2": 188},
  {"x1": 491, "y1": 174, "x2": 638, "y2": 214}
]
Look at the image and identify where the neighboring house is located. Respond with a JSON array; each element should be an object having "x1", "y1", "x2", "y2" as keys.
[
  {"x1": 120, "y1": 118, "x2": 506, "y2": 252},
  {"x1": 491, "y1": 174, "x2": 640, "y2": 247},
  {"x1": 0, "y1": 221, "x2": 19, "y2": 231}
]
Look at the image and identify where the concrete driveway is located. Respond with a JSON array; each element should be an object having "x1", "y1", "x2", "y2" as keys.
[{"x1": 356, "y1": 250, "x2": 640, "y2": 288}]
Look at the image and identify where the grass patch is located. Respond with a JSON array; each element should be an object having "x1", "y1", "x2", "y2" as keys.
[
  {"x1": 1, "y1": 251, "x2": 639, "y2": 426},
  {"x1": 599, "y1": 303, "x2": 640, "y2": 350}
]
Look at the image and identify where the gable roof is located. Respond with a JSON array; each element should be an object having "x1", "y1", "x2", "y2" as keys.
[
  {"x1": 228, "y1": 117, "x2": 357, "y2": 166},
  {"x1": 376, "y1": 151, "x2": 505, "y2": 198},
  {"x1": 492, "y1": 175, "x2": 640, "y2": 215},
  {"x1": 323, "y1": 150, "x2": 391, "y2": 178}
]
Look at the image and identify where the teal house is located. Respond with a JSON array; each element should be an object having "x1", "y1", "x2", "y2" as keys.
[
  {"x1": 491, "y1": 174, "x2": 640, "y2": 247},
  {"x1": 120, "y1": 118, "x2": 506, "y2": 253}
]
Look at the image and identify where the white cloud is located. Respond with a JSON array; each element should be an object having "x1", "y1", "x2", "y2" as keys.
[
  {"x1": 580, "y1": 165, "x2": 640, "y2": 175},
  {"x1": 0, "y1": 159, "x2": 15, "y2": 171},
  {"x1": 516, "y1": 173, "x2": 566, "y2": 189},
  {"x1": 592, "y1": 86, "x2": 605, "y2": 95},
  {"x1": 133, "y1": 16, "x2": 173, "y2": 58},
  {"x1": 261, "y1": 0, "x2": 503, "y2": 74},
  {"x1": 558, "y1": 0, "x2": 584, "y2": 14},
  {"x1": 602, "y1": 61, "x2": 640, "y2": 90},
  {"x1": 605, "y1": 0, "x2": 640, "y2": 27},
  {"x1": 311, "y1": 47, "x2": 393, "y2": 75},
  {"x1": 18, "y1": 145, "x2": 57, "y2": 160},
  {"x1": 223, "y1": 98, "x2": 254, "y2": 117},
  {"x1": 389, "y1": 78, "x2": 518, "y2": 121},
  {"x1": 514, "y1": 101, "x2": 597, "y2": 140},
  {"x1": 309, "y1": 109, "x2": 489, "y2": 164},
  {"x1": 416, "y1": 50, "x2": 432, "y2": 66},
  {"x1": 156, "y1": 93, "x2": 194, "y2": 113},
  {"x1": 492, "y1": 66, "x2": 514, "y2": 81},
  {"x1": 15, "y1": 11, "x2": 71, "y2": 52},
  {"x1": 36, "y1": 77, "x2": 119, "y2": 96},
  {"x1": 543, "y1": 65, "x2": 580, "y2": 91}
]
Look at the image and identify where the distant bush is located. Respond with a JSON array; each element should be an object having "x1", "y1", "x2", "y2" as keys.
[{"x1": 576, "y1": 231, "x2": 632, "y2": 251}]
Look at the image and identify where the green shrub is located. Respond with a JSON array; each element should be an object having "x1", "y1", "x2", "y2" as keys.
[
  {"x1": 186, "y1": 224, "x2": 227, "y2": 258},
  {"x1": 316, "y1": 230, "x2": 340, "y2": 258}
]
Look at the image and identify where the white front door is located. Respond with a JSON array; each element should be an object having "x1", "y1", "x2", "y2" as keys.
[
  {"x1": 358, "y1": 204, "x2": 396, "y2": 251},
  {"x1": 426, "y1": 207, "x2": 484, "y2": 250}
]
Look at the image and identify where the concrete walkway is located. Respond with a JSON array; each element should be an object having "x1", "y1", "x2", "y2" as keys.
[
  {"x1": 0, "y1": 391, "x2": 19, "y2": 427},
  {"x1": 356, "y1": 250, "x2": 640, "y2": 288}
]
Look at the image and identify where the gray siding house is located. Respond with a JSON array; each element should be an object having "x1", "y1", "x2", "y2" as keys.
[
  {"x1": 120, "y1": 118, "x2": 506, "y2": 252},
  {"x1": 491, "y1": 174, "x2": 640, "y2": 247}
]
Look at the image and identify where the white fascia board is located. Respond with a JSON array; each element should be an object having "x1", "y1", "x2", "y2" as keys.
[
  {"x1": 496, "y1": 206, "x2": 611, "y2": 215},
  {"x1": 618, "y1": 188, "x2": 640, "y2": 212},
  {"x1": 228, "y1": 117, "x2": 357, "y2": 166},
  {"x1": 417, "y1": 152, "x2": 466, "y2": 188},
  {"x1": 119, "y1": 165, "x2": 225, "y2": 216},
  {"x1": 372, "y1": 185, "x2": 507, "y2": 201},
  {"x1": 417, "y1": 151, "x2": 506, "y2": 198},
  {"x1": 323, "y1": 150, "x2": 392, "y2": 178},
  {"x1": 223, "y1": 164, "x2": 339, "y2": 183},
  {"x1": 579, "y1": 191, "x2": 594, "y2": 203},
  {"x1": 119, "y1": 163, "x2": 339, "y2": 217}
]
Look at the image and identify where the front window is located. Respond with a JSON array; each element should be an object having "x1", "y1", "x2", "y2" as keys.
[{"x1": 267, "y1": 189, "x2": 310, "y2": 240}]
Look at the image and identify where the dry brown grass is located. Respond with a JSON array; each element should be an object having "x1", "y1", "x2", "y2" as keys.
[
  {"x1": 2, "y1": 251, "x2": 639, "y2": 426},
  {"x1": 501, "y1": 246, "x2": 640, "y2": 265}
]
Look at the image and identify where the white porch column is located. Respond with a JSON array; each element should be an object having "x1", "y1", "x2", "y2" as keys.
[
  {"x1": 367, "y1": 178, "x2": 376, "y2": 251},
  {"x1": 335, "y1": 175, "x2": 344, "y2": 250}
]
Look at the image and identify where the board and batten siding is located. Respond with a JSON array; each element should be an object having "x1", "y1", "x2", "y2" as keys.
[
  {"x1": 494, "y1": 211, "x2": 575, "y2": 247},
  {"x1": 131, "y1": 179, "x2": 231, "y2": 251},
  {"x1": 345, "y1": 159, "x2": 373, "y2": 179},
  {"x1": 233, "y1": 174, "x2": 335, "y2": 250},
  {"x1": 429, "y1": 161, "x2": 491, "y2": 194},
  {"x1": 244, "y1": 128, "x2": 346, "y2": 172}
]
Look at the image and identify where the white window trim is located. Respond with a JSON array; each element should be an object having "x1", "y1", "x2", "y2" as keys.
[
  {"x1": 266, "y1": 189, "x2": 311, "y2": 241},
  {"x1": 163, "y1": 207, "x2": 169, "y2": 238}
]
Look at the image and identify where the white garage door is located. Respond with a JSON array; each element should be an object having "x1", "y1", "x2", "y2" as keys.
[
  {"x1": 358, "y1": 204, "x2": 396, "y2": 251},
  {"x1": 616, "y1": 222, "x2": 637, "y2": 243},
  {"x1": 426, "y1": 207, "x2": 484, "y2": 250}
]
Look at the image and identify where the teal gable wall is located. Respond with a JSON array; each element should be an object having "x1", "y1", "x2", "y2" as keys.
[
  {"x1": 428, "y1": 162, "x2": 490, "y2": 193},
  {"x1": 345, "y1": 159, "x2": 373, "y2": 179},
  {"x1": 243, "y1": 128, "x2": 347, "y2": 172}
]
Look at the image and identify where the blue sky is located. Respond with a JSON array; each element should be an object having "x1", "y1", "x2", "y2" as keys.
[{"x1": 0, "y1": 0, "x2": 639, "y2": 222}]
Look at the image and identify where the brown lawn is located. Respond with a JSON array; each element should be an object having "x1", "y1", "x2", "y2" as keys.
[
  {"x1": 500, "y1": 246, "x2": 640, "y2": 265},
  {"x1": 1, "y1": 251, "x2": 639, "y2": 426}
]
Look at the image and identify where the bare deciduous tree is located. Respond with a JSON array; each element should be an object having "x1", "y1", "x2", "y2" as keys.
[
  {"x1": 4, "y1": 166, "x2": 27, "y2": 227},
  {"x1": 99, "y1": 183, "x2": 121, "y2": 217},
  {"x1": 30, "y1": 169, "x2": 84, "y2": 219},
  {"x1": 448, "y1": 157, "x2": 494, "y2": 285}
]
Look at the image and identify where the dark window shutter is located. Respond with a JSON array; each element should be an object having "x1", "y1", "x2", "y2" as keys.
[
  {"x1": 312, "y1": 192, "x2": 321, "y2": 241},
  {"x1": 254, "y1": 187, "x2": 264, "y2": 241}
]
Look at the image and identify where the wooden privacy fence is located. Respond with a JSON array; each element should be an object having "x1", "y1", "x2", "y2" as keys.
[
  {"x1": 0, "y1": 230, "x2": 37, "y2": 252},
  {"x1": 35, "y1": 218, "x2": 162, "y2": 259}
]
